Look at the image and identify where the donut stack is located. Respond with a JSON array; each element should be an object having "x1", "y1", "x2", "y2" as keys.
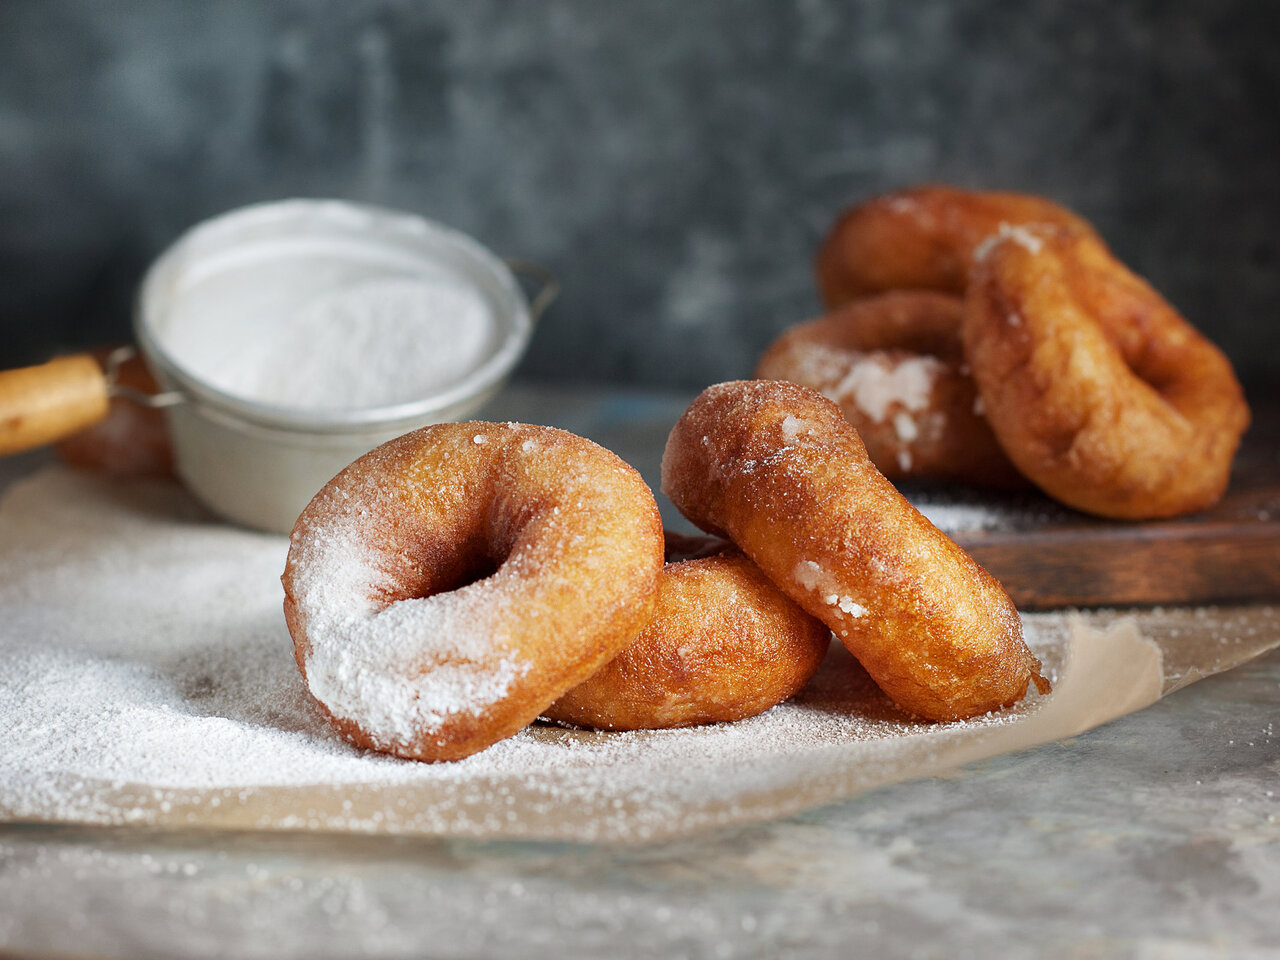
[
  {"x1": 283, "y1": 390, "x2": 1049, "y2": 762},
  {"x1": 763, "y1": 184, "x2": 1249, "y2": 519},
  {"x1": 282, "y1": 184, "x2": 1248, "y2": 763}
]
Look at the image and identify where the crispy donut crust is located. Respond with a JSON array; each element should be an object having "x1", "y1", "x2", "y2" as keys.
[
  {"x1": 964, "y1": 225, "x2": 1250, "y2": 519},
  {"x1": 756, "y1": 291, "x2": 1024, "y2": 487},
  {"x1": 544, "y1": 537, "x2": 831, "y2": 731},
  {"x1": 662, "y1": 380, "x2": 1047, "y2": 722},
  {"x1": 282, "y1": 422, "x2": 665, "y2": 761},
  {"x1": 816, "y1": 184, "x2": 1095, "y2": 307}
]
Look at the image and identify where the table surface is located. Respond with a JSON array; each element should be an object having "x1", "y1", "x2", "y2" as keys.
[{"x1": 1, "y1": 383, "x2": 1277, "y2": 960}]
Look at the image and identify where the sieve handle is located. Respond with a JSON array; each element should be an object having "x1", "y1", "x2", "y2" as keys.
[
  {"x1": 0, "y1": 354, "x2": 112, "y2": 456},
  {"x1": 504, "y1": 259, "x2": 560, "y2": 322}
]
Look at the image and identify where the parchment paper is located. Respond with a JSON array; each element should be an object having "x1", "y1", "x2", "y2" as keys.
[{"x1": 1, "y1": 468, "x2": 1276, "y2": 844}]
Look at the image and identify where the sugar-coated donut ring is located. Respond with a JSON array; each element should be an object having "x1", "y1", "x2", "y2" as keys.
[
  {"x1": 55, "y1": 349, "x2": 174, "y2": 478},
  {"x1": 282, "y1": 421, "x2": 665, "y2": 761},
  {"x1": 816, "y1": 184, "x2": 1095, "y2": 307},
  {"x1": 662, "y1": 380, "x2": 1048, "y2": 722},
  {"x1": 964, "y1": 224, "x2": 1250, "y2": 519},
  {"x1": 544, "y1": 534, "x2": 831, "y2": 731},
  {"x1": 755, "y1": 291, "x2": 1023, "y2": 487}
]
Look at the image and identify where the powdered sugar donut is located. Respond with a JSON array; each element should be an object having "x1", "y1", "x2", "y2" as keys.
[
  {"x1": 756, "y1": 291, "x2": 1022, "y2": 487},
  {"x1": 662, "y1": 380, "x2": 1049, "y2": 722},
  {"x1": 544, "y1": 536, "x2": 830, "y2": 730},
  {"x1": 815, "y1": 184, "x2": 1096, "y2": 307},
  {"x1": 282, "y1": 422, "x2": 665, "y2": 761}
]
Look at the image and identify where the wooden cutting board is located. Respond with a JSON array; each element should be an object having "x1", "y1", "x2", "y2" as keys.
[{"x1": 915, "y1": 401, "x2": 1280, "y2": 610}]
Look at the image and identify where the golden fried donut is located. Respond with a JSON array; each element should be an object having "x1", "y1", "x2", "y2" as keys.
[
  {"x1": 964, "y1": 224, "x2": 1250, "y2": 519},
  {"x1": 755, "y1": 291, "x2": 1023, "y2": 487},
  {"x1": 544, "y1": 534, "x2": 831, "y2": 730},
  {"x1": 55, "y1": 349, "x2": 173, "y2": 478},
  {"x1": 282, "y1": 421, "x2": 665, "y2": 761},
  {"x1": 662, "y1": 380, "x2": 1048, "y2": 721},
  {"x1": 816, "y1": 184, "x2": 1095, "y2": 307}
]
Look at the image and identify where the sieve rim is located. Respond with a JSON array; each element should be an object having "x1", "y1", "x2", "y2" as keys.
[{"x1": 134, "y1": 198, "x2": 537, "y2": 435}]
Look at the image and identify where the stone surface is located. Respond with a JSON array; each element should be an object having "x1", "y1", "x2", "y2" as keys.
[{"x1": 1, "y1": 2, "x2": 1278, "y2": 388}]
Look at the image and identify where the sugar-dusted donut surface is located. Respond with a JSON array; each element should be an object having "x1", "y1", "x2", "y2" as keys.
[
  {"x1": 662, "y1": 380, "x2": 1048, "y2": 722},
  {"x1": 964, "y1": 224, "x2": 1250, "y2": 519},
  {"x1": 544, "y1": 535, "x2": 830, "y2": 731},
  {"x1": 756, "y1": 291, "x2": 1022, "y2": 487},
  {"x1": 816, "y1": 184, "x2": 1095, "y2": 307},
  {"x1": 282, "y1": 421, "x2": 665, "y2": 762}
]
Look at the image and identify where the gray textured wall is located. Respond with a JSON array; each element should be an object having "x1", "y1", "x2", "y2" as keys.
[{"x1": 2, "y1": 1, "x2": 1277, "y2": 389}]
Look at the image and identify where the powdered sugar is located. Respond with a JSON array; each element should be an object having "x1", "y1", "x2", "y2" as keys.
[
  {"x1": 759, "y1": 344, "x2": 942, "y2": 424},
  {"x1": 794, "y1": 559, "x2": 829, "y2": 592},
  {"x1": 795, "y1": 560, "x2": 869, "y2": 618},
  {"x1": 780, "y1": 414, "x2": 818, "y2": 443},
  {"x1": 0, "y1": 467, "x2": 1076, "y2": 840},
  {"x1": 152, "y1": 210, "x2": 502, "y2": 417},
  {"x1": 912, "y1": 500, "x2": 1007, "y2": 533},
  {"x1": 313, "y1": 596, "x2": 525, "y2": 746},
  {"x1": 280, "y1": 431, "x2": 546, "y2": 751},
  {"x1": 831, "y1": 595, "x2": 869, "y2": 618},
  {"x1": 973, "y1": 221, "x2": 1047, "y2": 262},
  {"x1": 179, "y1": 276, "x2": 495, "y2": 411},
  {"x1": 892, "y1": 410, "x2": 919, "y2": 443},
  {"x1": 829, "y1": 354, "x2": 942, "y2": 423},
  {"x1": 905, "y1": 488, "x2": 1074, "y2": 535}
]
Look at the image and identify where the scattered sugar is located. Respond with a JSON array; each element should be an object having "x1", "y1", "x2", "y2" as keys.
[
  {"x1": 0, "y1": 468, "x2": 1076, "y2": 839},
  {"x1": 904, "y1": 489, "x2": 1076, "y2": 536},
  {"x1": 5, "y1": 467, "x2": 1275, "y2": 841},
  {"x1": 973, "y1": 221, "x2": 1047, "y2": 262},
  {"x1": 912, "y1": 501, "x2": 1005, "y2": 532}
]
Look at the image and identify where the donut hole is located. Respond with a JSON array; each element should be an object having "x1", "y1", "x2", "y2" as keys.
[
  {"x1": 366, "y1": 523, "x2": 504, "y2": 609},
  {"x1": 1065, "y1": 242, "x2": 1198, "y2": 411},
  {"x1": 434, "y1": 553, "x2": 503, "y2": 595}
]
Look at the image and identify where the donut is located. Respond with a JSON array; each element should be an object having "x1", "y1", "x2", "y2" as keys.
[
  {"x1": 964, "y1": 223, "x2": 1250, "y2": 519},
  {"x1": 282, "y1": 421, "x2": 665, "y2": 761},
  {"x1": 544, "y1": 534, "x2": 831, "y2": 731},
  {"x1": 755, "y1": 291, "x2": 1023, "y2": 487},
  {"x1": 661, "y1": 380, "x2": 1049, "y2": 721},
  {"x1": 816, "y1": 184, "x2": 1096, "y2": 307},
  {"x1": 55, "y1": 349, "x2": 174, "y2": 478}
]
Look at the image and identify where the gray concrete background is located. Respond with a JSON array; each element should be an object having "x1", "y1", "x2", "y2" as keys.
[{"x1": 1, "y1": 1, "x2": 1277, "y2": 389}]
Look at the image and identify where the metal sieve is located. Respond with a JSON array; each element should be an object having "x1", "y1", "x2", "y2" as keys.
[{"x1": 0, "y1": 199, "x2": 556, "y2": 533}]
